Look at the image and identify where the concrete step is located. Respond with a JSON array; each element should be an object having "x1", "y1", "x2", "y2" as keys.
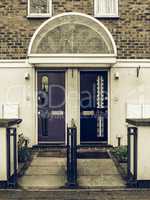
[
  {"x1": 2, "y1": 190, "x2": 150, "y2": 200},
  {"x1": 77, "y1": 159, "x2": 119, "y2": 175},
  {"x1": 37, "y1": 151, "x2": 66, "y2": 158},
  {"x1": 25, "y1": 166, "x2": 66, "y2": 176},
  {"x1": 78, "y1": 174, "x2": 126, "y2": 187},
  {"x1": 18, "y1": 175, "x2": 66, "y2": 189},
  {"x1": 30, "y1": 157, "x2": 66, "y2": 167},
  {"x1": 17, "y1": 151, "x2": 126, "y2": 189}
]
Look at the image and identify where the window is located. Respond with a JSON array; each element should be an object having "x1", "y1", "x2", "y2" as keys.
[
  {"x1": 28, "y1": 0, "x2": 52, "y2": 18},
  {"x1": 94, "y1": 0, "x2": 118, "y2": 18}
]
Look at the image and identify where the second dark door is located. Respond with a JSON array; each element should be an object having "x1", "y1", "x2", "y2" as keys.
[{"x1": 80, "y1": 71, "x2": 108, "y2": 143}]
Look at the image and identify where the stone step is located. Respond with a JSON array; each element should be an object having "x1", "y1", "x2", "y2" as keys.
[
  {"x1": 77, "y1": 159, "x2": 119, "y2": 175},
  {"x1": 78, "y1": 174, "x2": 126, "y2": 187},
  {"x1": 25, "y1": 166, "x2": 66, "y2": 176},
  {"x1": 17, "y1": 152, "x2": 126, "y2": 188},
  {"x1": 18, "y1": 175, "x2": 66, "y2": 189},
  {"x1": 77, "y1": 168, "x2": 119, "y2": 176},
  {"x1": 30, "y1": 157, "x2": 66, "y2": 167},
  {"x1": 37, "y1": 151, "x2": 66, "y2": 158}
]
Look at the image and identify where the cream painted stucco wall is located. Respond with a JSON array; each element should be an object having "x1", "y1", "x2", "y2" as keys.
[
  {"x1": 0, "y1": 65, "x2": 36, "y2": 146},
  {"x1": 0, "y1": 128, "x2": 7, "y2": 180},
  {"x1": 110, "y1": 62, "x2": 150, "y2": 146},
  {"x1": 0, "y1": 61, "x2": 150, "y2": 147}
]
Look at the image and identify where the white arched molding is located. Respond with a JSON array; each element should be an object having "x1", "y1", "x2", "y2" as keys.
[{"x1": 28, "y1": 12, "x2": 117, "y2": 65}]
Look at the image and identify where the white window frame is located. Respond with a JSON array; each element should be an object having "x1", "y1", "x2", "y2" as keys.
[
  {"x1": 27, "y1": 0, "x2": 52, "y2": 18},
  {"x1": 94, "y1": 0, "x2": 119, "y2": 18}
]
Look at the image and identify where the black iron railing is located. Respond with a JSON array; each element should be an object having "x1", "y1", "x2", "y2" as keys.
[{"x1": 67, "y1": 125, "x2": 77, "y2": 187}]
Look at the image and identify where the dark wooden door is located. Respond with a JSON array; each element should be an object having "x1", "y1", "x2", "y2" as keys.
[
  {"x1": 38, "y1": 71, "x2": 65, "y2": 143},
  {"x1": 80, "y1": 71, "x2": 108, "y2": 143}
]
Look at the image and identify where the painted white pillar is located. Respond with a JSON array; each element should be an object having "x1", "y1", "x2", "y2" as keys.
[
  {"x1": 66, "y1": 69, "x2": 80, "y2": 145},
  {"x1": 137, "y1": 126, "x2": 150, "y2": 180},
  {"x1": 0, "y1": 125, "x2": 18, "y2": 181},
  {"x1": 0, "y1": 128, "x2": 7, "y2": 181}
]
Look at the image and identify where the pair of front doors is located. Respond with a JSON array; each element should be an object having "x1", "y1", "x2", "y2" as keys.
[{"x1": 38, "y1": 71, "x2": 108, "y2": 144}]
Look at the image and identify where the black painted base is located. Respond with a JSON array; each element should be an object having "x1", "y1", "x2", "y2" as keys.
[
  {"x1": 128, "y1": 179, "x2": 150, "y2": 188},
  {"x1": 65, "y1": 182, "x2": 78, "y2": 189},
  {"x1": 79, "y1": 142, "x2": 111, "y2": 148},
  {"x1": 0, "y1": 175, "x2": 17, "y2": 189},
  {"x1": 0, "y1": 181, "x2": 8, "y2": 189},
  {"x1": 137, "y1": 181, "x2": 150, "y2": 188},
  {"x1": 33, "y1": 144, "x2": 66, "y2": 150}
]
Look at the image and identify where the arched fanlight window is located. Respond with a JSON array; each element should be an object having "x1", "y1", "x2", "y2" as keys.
[{"x1": 28, "y1": 13, "x2": 117, "y2": 56}]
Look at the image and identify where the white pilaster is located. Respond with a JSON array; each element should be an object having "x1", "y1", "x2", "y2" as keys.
[{"x1": 66, "y1": 69, "x2": 80, "y2": 145}]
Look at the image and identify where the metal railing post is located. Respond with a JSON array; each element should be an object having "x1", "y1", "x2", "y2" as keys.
[
  {"x1": 67, "y1": 125, "x2": 77, "y2": 187},
  {"x1": 127, "y1": 126, "x2": 138, "y2": 187}
]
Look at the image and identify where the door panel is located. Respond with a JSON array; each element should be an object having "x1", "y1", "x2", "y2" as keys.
[
  {"x1": 80, "y1": 71, "x2": 108, "y2": 143},
  {"x1": 38, "y1": 71, "x2": 65, "y2": 143}
]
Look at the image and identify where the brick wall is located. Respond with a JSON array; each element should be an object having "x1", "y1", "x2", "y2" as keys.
[{"x1": 0, "y1": 0, "x2": 149, "y2": 59}]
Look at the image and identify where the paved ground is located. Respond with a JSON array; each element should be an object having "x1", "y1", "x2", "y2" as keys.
[
  {"x1": 78, "y1": 158, "x2": 125, "y2": 187},
  {"x1": 1, "y1": 189, "x2": 150, "y2": 200},
  {"x1": 18, "y1": 152, "x2": 125, "y2": 189},
  {"x1": 18, "y1": 157, "x2": 67, "y2": 188}
]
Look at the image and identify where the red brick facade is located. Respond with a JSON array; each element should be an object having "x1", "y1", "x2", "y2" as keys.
[{"x1": 0, "y1": 0, "x2": 149, "y2": 59}]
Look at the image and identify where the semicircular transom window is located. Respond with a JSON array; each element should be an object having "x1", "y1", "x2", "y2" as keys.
[{"x1": 30, "y1": 14, "x2": 115, "y2": 54}]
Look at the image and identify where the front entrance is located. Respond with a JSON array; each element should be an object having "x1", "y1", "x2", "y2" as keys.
[
  {"x1": 80, "y1": 71, "x2": 108, "y2": 143},
  {"x1": 29, "y1": 13, "x2": 117, "y2": 146},
  {"x1": 38, "y1": 71, "x2": 65, "y2": 143}
]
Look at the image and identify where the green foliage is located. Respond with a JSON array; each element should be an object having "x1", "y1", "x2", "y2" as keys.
[
  {"x1": 111, "y1": 146, "x2": 127, "y2": 163},
  {"x1": 18, "y1": 133, "x2": 31, "y2": 163}
]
